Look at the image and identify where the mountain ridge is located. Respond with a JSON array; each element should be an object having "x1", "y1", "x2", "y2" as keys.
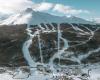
[{"x1": 0, "y1": 8, "x2": 94, "y2": 25}]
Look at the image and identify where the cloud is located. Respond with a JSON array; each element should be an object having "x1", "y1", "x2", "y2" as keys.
[
  {"x1": 33, "y1": 3, "x2": 89, "y2": 15},
  {"x1": 33, "y1": 2, "x2": 54, "y2": 11},
  {"x1": 0, "y1": 0, "x2": 34, "y2": 14},
  {"x1": 53, "y1": 4, "x2": 89, "y2": 15},
  {"x1": 0, "y1": 0, "x2": 90, "y2": 16},
  {"x1": 0, "y1": 0, "x2": 53, "y2": 14}
]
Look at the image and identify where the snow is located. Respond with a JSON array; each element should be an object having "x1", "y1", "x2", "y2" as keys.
[
  {"x1": 1, "y1": 63, "x2": 100, "y2": 80},
  {"x1": 82, "y1": 63, "x2": 100, "y2": 80},
  {"x1": 22, "y1": 27, "x2": 39, "y2": 67},
  {"x1": 0, "y1": 8, "x2": 99, "y2": 80},
  {"x1": 49, "y1": 24, "x2": 69, "y2": 67},
  {"x1": 0, "y1": 8, "x2": 93, "y2": 25},
  {"x1": 37, "y1": 30, "x2": 44, "y2": 65}
]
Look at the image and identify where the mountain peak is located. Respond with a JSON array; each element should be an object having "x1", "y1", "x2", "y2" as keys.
[
  {"x1": 0, "y1": 9, "x2": 94, "y2": 25},
  {"x1": 24, "y1": 8, "x2": 33, "y2": 13}
]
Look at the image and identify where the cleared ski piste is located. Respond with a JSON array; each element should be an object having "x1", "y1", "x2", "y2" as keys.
[{"x1": 0, "y1": 24, "x2": 100, "y2": 80}]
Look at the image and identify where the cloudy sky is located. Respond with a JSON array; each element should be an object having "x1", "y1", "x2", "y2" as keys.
[{"x1": 0, "y1": 0, "x2": 100, "y2": 21}]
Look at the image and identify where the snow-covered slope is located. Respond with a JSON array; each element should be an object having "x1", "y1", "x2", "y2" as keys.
[
  {"x1": 94, "y1": 18, "x2": 100, "y2": 24},
  {"x1": 0, "y1": 8, "x2": 93, "y2": 25},
  {"x1": 0, "y1": 13, "x2": 9, "y2": 21},
  {"x1": 67, "y1": 16, "x2": 93, "y2": 24}
]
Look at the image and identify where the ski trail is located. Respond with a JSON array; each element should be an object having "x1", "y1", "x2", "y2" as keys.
[
  {"x1": 37, "y1": 30, "x2": 44, "y2": 64},
  {"x1": 70, "y1": 24, "x2": 84, "y2": 32},
  {"x1": 68, "y1": 47, "x2": 100, "y2": 64},
  {"x1": 38, "y1": 24, "x2": 45, "y2": 30},
  {"x1": 58, "y1": 24, "x2": 69, "y2": 58},
  {"x1": 58, "y1": 31, "x2": 69, "y2": 65},
  {"x1": 76, "y1": 24, "x2": 94, "y2": 41},
  {"x1": 57, "y1": 23, "x2": 60, "y2": 55},
  {"x1": 82, "y1": 25, "x2": 95, "y2": 38},
  {"x1": 68, "y1": 56, "x2": 82, "y2": 64},
  {"x1": 66, "y1": 24, "x2": 95, "y2": 64},
  {"x1": 38, "y1": 24, "x2": 55, "y2": 33},
  {"x1": 69, "y1": 25, "x2": 95, "y2": 48},
  {"x1": 49, "y1": 24, "x2": 69, "y2": 66},
  {"x1": 44, "y1": 24, "x2": 49, "y2": 31},
  {"x1": 37, "y1": 30, "x2": 45, "y2": 73},
  {"x1": 49, "y1": 23, "x2": 56, "y2": 31},
  {"x1": 22, "y1": 25, "x2": 38, "y2": 67},
  {"x1": 68, "y1": 25, "x2": 100, "y2": 64},
  {"x1": 78, "y1": 47, "x2": 100, "y2": 62},
  {"x1": 70, "y1": 24, "x2": 90, "y2": 35},
  {"x1": 69, "y1": 24, "x2": 79, "y2": 31},
  {"x1": 82, "y1": 25, "x2": 94, "y2": 35}
]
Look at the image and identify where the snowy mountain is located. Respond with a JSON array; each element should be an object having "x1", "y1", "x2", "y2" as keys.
[
  {"x1": 0, "y1": 8, "x2": 93, "y2": 25},
  {"x1": 0, "y1": 8, "x2": 100, "y2": 80},
  {"x1": 0, "y1": 13, "x2": 9, "y2": 21},
  {"x1": 94, "y1": 18, "x2": 100, "y2": 24},
  {"x1": 67, "y1": 16, "x2": 93, "y2": 24}
]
